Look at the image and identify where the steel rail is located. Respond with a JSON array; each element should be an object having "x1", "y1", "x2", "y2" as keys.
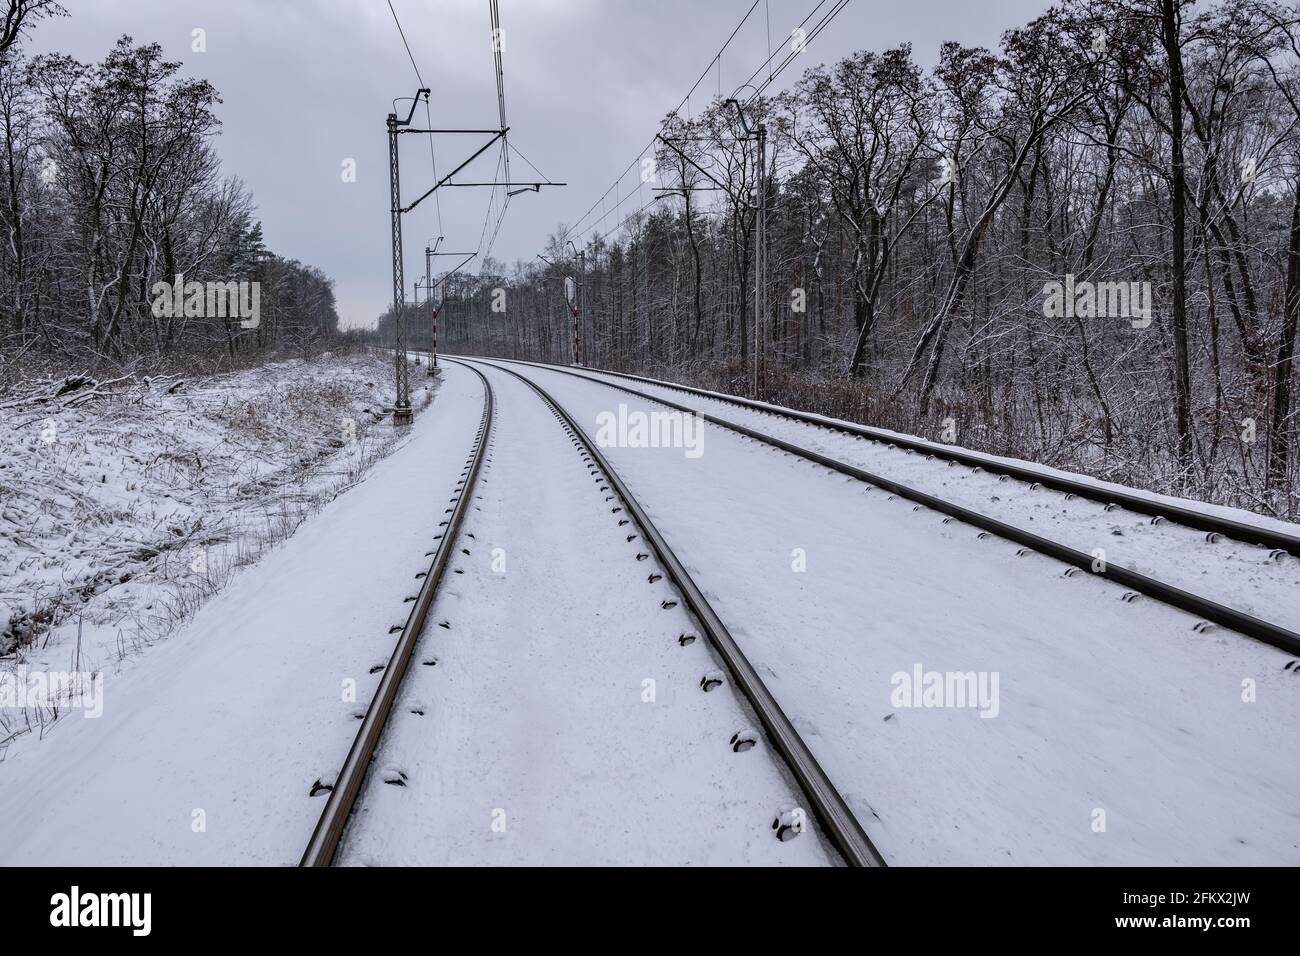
[
  {"x1": 494, "y1": 357, "x2": 1300, "y2": 557},
  {"x1": 468, "y1": 356, "x2": 1300, "y2": 659},
  {"x1": 449, "y1": 356, "x2": 887, "y2": 868},
  {"x1": 300, "y1": 363, "x2": 495, "y2": 867}
]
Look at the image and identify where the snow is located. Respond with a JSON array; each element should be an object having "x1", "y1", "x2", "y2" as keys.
[
  {"x1": 337, "y1": 365, "x2": 834, "y2": 865},
  {"x1": 0, "y1": 361, "x2": 465, "y2": 864},
  {"x1": 470, "y1": 357, "x2": 1300, "y2": 865},
  {"x1": 559, "y1": 362, "x2": 1300, "y2": 538},
  {"x1": 5, "y1": 346, "x2": 1298, "y2": 866},
  {"x1": 520, "y1": 361, "x2": 1300, "y2": 636},
  {"x1": 0, "y1": 352, "x2": 405, "y2": 686}
]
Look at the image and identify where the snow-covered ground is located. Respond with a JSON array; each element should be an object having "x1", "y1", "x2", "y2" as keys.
[
  {"x1": 0, "y1": 351, "x2": 409, "y2": 689},
  {"x1": 465, "y1": 357, "x2": 1300, "y2": 866},
  {"x1": 5, "y1": 347, "x2": 1297, "y2": 866},
  {"x1": 338, "y1": 365, "x2": 834, "y2": 865},
  {"x1": 0, "y1": 355, "x2": 459, "y2": 864},
  {"x1": 508, "y1": 360, "x2": 1300, "y2": 636}
]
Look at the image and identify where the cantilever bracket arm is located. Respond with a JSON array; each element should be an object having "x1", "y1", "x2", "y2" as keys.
[
  {"x1": 438, "y1": 181, "x2": 566, "y2": 188},
  {"x1": 401, "y1": 129, "x2": 508, "y2": 214},
  {"x1": 656, "y1": 134, "x2": 748, "y2": 207},
  {"x1": 399, "y1": 128, "x2": 504, "y2": 135},
  {"x1": 434, "y1": 253, "x2": 478, "y2": 288}
]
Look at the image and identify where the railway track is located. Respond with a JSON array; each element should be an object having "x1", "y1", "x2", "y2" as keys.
[
  {"x1": 463, "y1": 355, "x2": 1300, "y2": 659},
  {"x1": 306, "y1": 356, "x2": 886, "y2": 867},
  {"x1": 507, "y1": 358, "x2": 1300, "y2": 556},
  {"x1": 300, "y1": 362, "x2": 495, "y2": 867}
]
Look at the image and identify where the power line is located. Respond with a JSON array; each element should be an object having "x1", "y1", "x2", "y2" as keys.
[
  {"x1": 423, "y1": 100, "x2": 444, "y2": 237},
  {"x1": 766, "y1": 0, "x2": 773, "y2": 83},
  {"x1": 563, "y1": 0, "x2": 763, "y2": 243},
  {"x1": 591, "y1": 193, "x2": 661, "y2": 248},
  {"x1": 479, "y1": 0, "x2": 512, "y2": 268},
  {"x1": 476, "y1": 149, "x2": 511, "y2": 265},
  {"x1": 737, "y1": 0, "x2": 851, "y2": 107},
  {"x1": 508, "y1": 140, "x2": 556, "y2": 185},
  {"x1": 562, "y1": 0, "x2": 851, "y2": 252},
  {"x1": 490, "y1": 0, "x2": 510, "y2": 136},
  {"x1": 387, "y1": 0, "x2": 424, "y2": 87},
  {"x1": 390, "y1": 0, "x2": 521, "y2": 272},
  {"x1": 388, "y1": 2, "x2": 443, "y2": 241}
]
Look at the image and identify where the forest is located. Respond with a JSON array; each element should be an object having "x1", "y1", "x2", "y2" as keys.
[
  {"x1": 377, "y1": 0, "x2": 1300, "y2": 519},
  {"x1": 0, "y1": 0, "x2": 343, "y2": 378}
]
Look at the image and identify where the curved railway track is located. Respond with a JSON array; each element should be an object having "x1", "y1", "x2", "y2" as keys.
[
  {"x1": 306, "y1": 357, "x2": 886, "y2": 867},
  {"x1": 511, "y1": 359, "x2": 1300, "y2": 556},
  {"x1": 462, "y1": 355, "x2": 1300, "y2": 659},
  {"x1": 300, "y1": 362, "x2": 495, "y2": 867}
]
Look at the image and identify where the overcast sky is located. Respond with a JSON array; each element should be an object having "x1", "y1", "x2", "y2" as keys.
[{"x1": 27, "y1": 0, "x2": 1053, "y2": 328}]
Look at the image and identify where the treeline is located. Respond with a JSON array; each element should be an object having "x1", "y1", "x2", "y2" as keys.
[
  {"x1": 0, "y1": 2, "x2": 342, "y2": 372},
  {"x1": 421, "y1": 0, "x2": 1300, "y2": 517}
]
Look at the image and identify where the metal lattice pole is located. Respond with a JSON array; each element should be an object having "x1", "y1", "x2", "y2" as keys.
[
  {"x1": 389, "y1": 113, "x2": 412, "y2": 425},
  {"x1": 754, "y1": 123, "x2": 767, "y2": 401},
  {"x1": 425, "y1": 246, "x2": 436, "y2": 373},
  {"x1": 566, "y1": 240, "x2": 585, "y2": 367},
  {"x1": 577, "y1": 250, "x2": 585, "y2": 367}
]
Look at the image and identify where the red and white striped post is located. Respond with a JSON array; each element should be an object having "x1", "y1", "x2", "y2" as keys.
[
  {"x1": 428, "y1": 273, "x2": 444, "y2": 374},
  {"x1": 566, "y1": 244, "x2": 585, "y2": 367}
]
